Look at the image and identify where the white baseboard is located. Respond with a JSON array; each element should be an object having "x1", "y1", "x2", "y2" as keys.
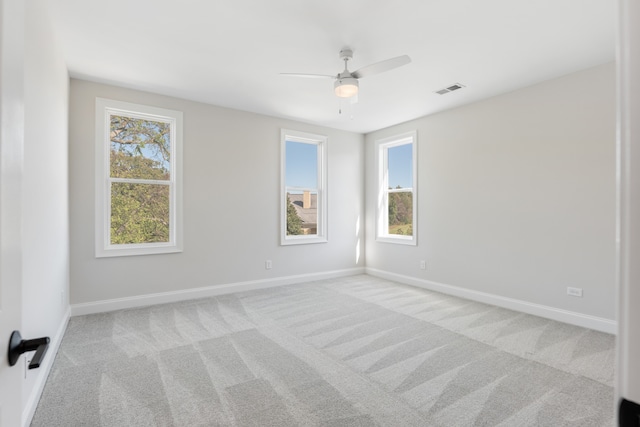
[
  {"x1": 366, "y1": 268, "x2": 617, "y2": 334},
  {"x1": 70, "y1": 266, "x2": 616, "y2": 333},
  {"x1": 22, "y1": 306, "x2": 71, "y2": 427},
  {"x1": 71, "y1": 267, "x2": 366, "y2": 316}
]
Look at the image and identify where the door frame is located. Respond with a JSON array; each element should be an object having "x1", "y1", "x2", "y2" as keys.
[{"x1": 617, "y1": 0, "x2": 640, "y2": 408}]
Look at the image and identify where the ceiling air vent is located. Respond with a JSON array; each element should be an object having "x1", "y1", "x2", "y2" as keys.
[{"x1": 435, "y1": 83, "x2": 465, "y2": 95}]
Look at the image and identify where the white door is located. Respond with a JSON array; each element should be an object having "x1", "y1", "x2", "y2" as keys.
[{"x1": 0, "y1": 0, "x2": 25, "y2": 425}]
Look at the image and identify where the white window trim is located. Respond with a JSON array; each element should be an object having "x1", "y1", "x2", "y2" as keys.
[
  {"x1": 376, "y1": 131, "x2": 418, "y2": 245},
  {"x1": 281, "y1": 129, "x2": 328, "y2": 245},
  {"x1": 95, "y1": 98, "x2": 183, "y2": 258}
]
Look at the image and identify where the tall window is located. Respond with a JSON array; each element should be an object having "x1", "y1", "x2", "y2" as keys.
[
  {"x1": 95, "y1": 98, "x2": 183, "y2": 257},
  {"x1": 281, "y1": 129, "x2": 327, "y2": 245},
  {"x1": 377, "y1": 131, "x2": 417, "y2": 244}
]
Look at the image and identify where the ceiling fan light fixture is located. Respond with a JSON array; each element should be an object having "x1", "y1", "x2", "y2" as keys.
[{"x1": 334, "y1": 77, "x2": 359, "y2": 98}]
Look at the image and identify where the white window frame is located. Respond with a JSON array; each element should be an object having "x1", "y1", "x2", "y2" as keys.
[
  {"x1": 376, "y1": 131, "x2": 417, "y2": 245},
  {"x1": 281, "y1": 129, "x2": 328, "y2": 245},
  {"x1": 95, "y1": 98, "x2": 183, "y2": 257}
]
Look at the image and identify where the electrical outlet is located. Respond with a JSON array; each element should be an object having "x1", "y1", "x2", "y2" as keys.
[
  {"x1": 420, "y1": 260, "x2": 426, "y2": 270},
  {"x1": 567, "y1": 287, "x2": 583, "y2": 297},
  {"x1": 265, "y1": 260, "x2": 272, "y2": 270}
]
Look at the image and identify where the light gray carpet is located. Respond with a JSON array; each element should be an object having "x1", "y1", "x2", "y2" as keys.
[{"x1": 32, "y1": 275, "x2": 615, "y2": 426}]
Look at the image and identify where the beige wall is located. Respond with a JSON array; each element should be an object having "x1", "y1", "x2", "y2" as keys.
[
  {"x1": 69, "y1": 63, "x2": 616, "y2": 325},
  {"x1": 365, "y1": 62, "x2": 616, "y2": 321},
  {"x1": 69, "y1": 79, "x2": 365, "y2": 304}
]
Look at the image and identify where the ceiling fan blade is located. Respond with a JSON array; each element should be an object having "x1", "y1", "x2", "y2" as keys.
[
  {"x1": 280, "y1": 73, "x2": 335, "y2": 79},
  {"x1": 351, "y1": 55, "x2": 411, "y2": 79}
]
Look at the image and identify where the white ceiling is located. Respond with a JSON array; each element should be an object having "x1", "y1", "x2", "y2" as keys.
[{"x1": 47, "y1": 0, "x2": 615, "y2": 134}]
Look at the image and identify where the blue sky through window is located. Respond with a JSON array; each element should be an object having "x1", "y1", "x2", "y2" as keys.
[
  {"x1": 388, "y1": 143, "x2": 412, "y2": 189},
  {"x1": 286, "y1": 140, "x2": 317, "y2": 189}
]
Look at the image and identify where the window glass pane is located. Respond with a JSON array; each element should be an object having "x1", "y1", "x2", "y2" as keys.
[
  {"x1": 286, "y1": 190, "x2": 318, "y2": 236},
  {"x1": 110, "y1": 182, "x2": 170, "y2": 244},
  {"x1": 285, "y1": 141, "x2": 317, "y2": 188},
  {"x1": 387, "y1": 144, "x2": 412, "y2": 190},
  {"x1": 110, "y1": 115, "x2": 171, "y2": 180},
  {"x1": 388, "y1": 191, "x2": 413, "y2": 235}
]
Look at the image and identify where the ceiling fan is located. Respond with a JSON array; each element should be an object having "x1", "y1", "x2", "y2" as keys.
[{"x1": 281, "y1": 48, "x2": 411, "y2": 99}]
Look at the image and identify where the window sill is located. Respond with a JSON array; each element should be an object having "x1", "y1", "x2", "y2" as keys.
[
  {"x1": 96, "y1": 243, "x2": 183, "y2": 258},
  {"x1": 281, "y1": 235, "x2": 328, "y2": 246},
  {"x1": 376, "y1": 235, "x2": 416, "y2": 246}
]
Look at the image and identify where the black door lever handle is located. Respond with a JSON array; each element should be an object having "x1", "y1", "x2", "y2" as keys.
[{"x1": 8, "y1": 330, "x2": 50, "y2": 369}]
